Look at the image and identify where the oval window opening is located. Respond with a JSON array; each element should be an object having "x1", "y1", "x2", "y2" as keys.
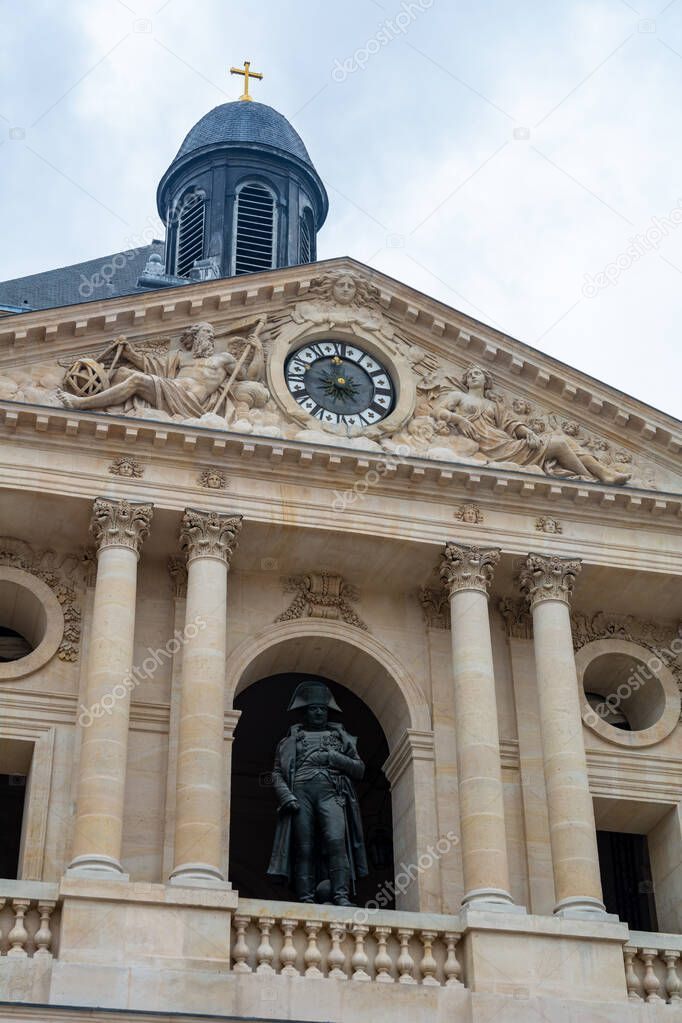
[
  {"x1": 0, "y1": 626, "x2": 33, "y2": 663},
  {"x1": 583, "y1": 652, "x2": 664, "y2": 733}
]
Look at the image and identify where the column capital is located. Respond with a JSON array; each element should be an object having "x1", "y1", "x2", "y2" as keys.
[
  {"x1": 519, "y1": 553, "x2": 582, "y2": 608},
  {"x1": 90, "y1": 498, "x2": 153, "y2": 555},
  {"x1": 439, "y1": 542, "x2": 500, "y2": 597},
  {"x1": 179, "y1": 508, "x2": 242, "y2": 566}
]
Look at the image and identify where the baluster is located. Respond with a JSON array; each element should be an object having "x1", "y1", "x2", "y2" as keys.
[
  {"x1": 639, "y1": 948, "x2": 663, "y2": 1002},
  {"x1": 663, "y1": 950, "x2": 681, "y2": 1003},
  {"x1": 397, "y1": 928, "x2": 416, "y2": 985},
  {"x1": 419, "y1": 930, "x2": 439, "y2": 986},
  {"x1": 327, "y1": 922, "x2": 347, "y2": 980},
  {"x1": 279, "y1": 919, "x2": 300, "y2": 977},
  {"x1": 623, "y1": 945, "x2": 643, "y2": 1001},
  {"x1": 7, "y1": 899, "x2": 31, "y2": 958},
  {"x1": 304, "y1": 920, "x2": 323, "y2": 978},
  {"x1": 443, "y1": 931, "x2": 462, "y2": 987},
  {"x1": 34, "y1": 902, "x2": 56, "y2": 959},
  {"x1": 256, "y1": 917, "x2": 275, "y2": 975},
  {"x1": 350, "y1": 924, "x2": 370, "y2": 981},
  {"x1": 373, "y1": 926, "x2": 394, "y2": 983},
  {"x1": 232, "y1": 914, "x2": 252, "y2": 973}
]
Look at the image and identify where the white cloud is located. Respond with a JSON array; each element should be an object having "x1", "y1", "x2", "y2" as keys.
[{"x1": 0, "y1": 0, "x2": 680, "y2": 416}]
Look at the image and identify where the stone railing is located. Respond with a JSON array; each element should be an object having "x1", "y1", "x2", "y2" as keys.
[
  {"x1": 0, "y1": 881, "x2": 60, "y2": 959},
  {"x1": 624, "y1": 932, "x2": 682, "y2": 1004},
  {"x1": 232, "y1": 899, "x2": 463, "y2": 986}
]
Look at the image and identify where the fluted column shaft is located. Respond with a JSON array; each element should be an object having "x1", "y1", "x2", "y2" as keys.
[
  {"x1": 170, "y1": 509, "x2": 242, "y2": 885},
  {"x1": 520, "y1": 554, "x2": 605, "y2": 916},
  {"x1": 440, "y1": 543, "x2": 513, "y2": 907},
  {"x1": 70, "y1": 498, "x2": 153, "y2": 876}
]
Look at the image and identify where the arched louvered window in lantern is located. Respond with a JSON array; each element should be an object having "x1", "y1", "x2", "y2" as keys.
[
  {"x1": 299, "y1": 211, "x2": 313, "y2": 265},
  {"x1": 175, "y1": 191, "x2": 206, "y2": 278},
  {"x1": 233, "y1": 183, "x2": 276, "y2": 275}
]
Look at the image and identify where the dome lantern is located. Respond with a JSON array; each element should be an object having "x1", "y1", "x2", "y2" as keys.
[{"x1": 156, "y1": 98, "x2": 328, "y2": 281}]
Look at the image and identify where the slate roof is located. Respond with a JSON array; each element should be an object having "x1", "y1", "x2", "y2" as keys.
[
  {"x1": 0, "y1": 240, "x2": 165, "y2": 312},
  {"x1": 174, "y1": 101, "x2": 313, "y2": 166}
]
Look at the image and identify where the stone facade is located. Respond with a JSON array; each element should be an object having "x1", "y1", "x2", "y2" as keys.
[{"x1": 0, "y1": 257, "x2": 680, "y2": 1021}]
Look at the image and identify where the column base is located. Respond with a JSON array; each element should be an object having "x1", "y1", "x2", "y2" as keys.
[
  {"x1": 66, "y1": 854, "x2": 129, "y2": 880},
  {"x1": 169, "y1": 862, "x2": 230, "y2": 888},
  {"x1": 462, "y1": 887, "x2": 525, "y2": 913},
  {"x1": 553, "y1": 895, "x2": 614, "y2": 919}
]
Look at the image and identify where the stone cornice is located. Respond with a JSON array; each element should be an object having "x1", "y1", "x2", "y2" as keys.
[
  {"x1": 0, "y1": 256, "x2": 679, "y2": 460},
  {"x1": 586, "y1": 747, "x2": 682, "y2": 804},
  {"x1": 383, "y1": 728, "x2": 435, "y2": 788},
  {"x1": 1, "y1": 402, "x2": 680, "y2": 526}
]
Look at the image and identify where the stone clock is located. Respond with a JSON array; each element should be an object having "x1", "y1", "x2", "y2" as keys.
[{"x1": 284, "y1": 340, "x2": 395, "y2": 428}]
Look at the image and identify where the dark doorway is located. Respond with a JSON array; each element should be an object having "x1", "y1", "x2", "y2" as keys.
[
  {"x1": 597, "y1": 830, "x2": 658, "y2": 931},
  {"x1": 230, "y1": 673, "x2": 394, "y2": 908},
  {"x1": 0, "y1": 773, "x2": 27, "y2": 878}
]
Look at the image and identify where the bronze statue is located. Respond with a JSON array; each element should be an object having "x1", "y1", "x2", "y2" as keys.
[{"x1": 267, "y1": 680, "x2": 368, "y2": 906}]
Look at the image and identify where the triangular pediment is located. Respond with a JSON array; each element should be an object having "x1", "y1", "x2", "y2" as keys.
[{"x1": 0, "y1": 256, "x2": 679, "y2": 493}]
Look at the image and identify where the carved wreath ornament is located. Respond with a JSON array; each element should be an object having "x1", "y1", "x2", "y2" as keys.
[{"x1": 0, "y1": 537, "x2": 85, "y2": 662}]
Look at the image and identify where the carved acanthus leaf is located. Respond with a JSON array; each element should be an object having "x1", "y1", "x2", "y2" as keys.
[
  {"x1": 167, "y1": 557, "x2": 188, "y2": 598},
  {"x1": 498, "y1": 597, "x2": 534, "y2": 639},
  {"x1": 90, "y1": 498, "x2": 153, "y2": 554},
  {"x1": 419, "y1": 587, "x2": 451, "y2": 630},
  {"x1": 519, "y1": 554, "x2": 582, "y2": 608},
  {"x1": 178, "y1": 509, "x2": 242, "y2": 565},
  {"x1": 439, "y1": 542, "x2": 500, "y2": 596}
]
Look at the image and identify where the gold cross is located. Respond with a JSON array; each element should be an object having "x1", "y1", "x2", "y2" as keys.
[{"x1": 230, "y1": 60, "x2": 263, "y2": 102}]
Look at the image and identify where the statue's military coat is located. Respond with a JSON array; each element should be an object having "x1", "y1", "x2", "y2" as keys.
[{"x1": 267, "y1": 722, "x2": 369, "y2": 884}]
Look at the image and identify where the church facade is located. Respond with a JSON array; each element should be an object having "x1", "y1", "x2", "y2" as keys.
[{"x1": 0, "y1": 86, "x2": 681, "y2": 1022}]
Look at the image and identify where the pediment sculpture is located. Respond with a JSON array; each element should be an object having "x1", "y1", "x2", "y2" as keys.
[
  {"x1": 56, "y1": 318, "x2": 271, "y2": 428},
  {"x1": 267, "y1": 269, "x2": 400, "y2": 352},
  {"x1": 0, "y1": 270, "x2": 666, "y2": 489},
  {"x1": 382, "y1": 364, "x2": 644, "y2": 487}
]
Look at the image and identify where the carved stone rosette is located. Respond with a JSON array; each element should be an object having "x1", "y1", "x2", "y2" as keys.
[
  {"x1": 179, "y1": 509, "x2": 242, "y2": 566},
  {"x1": 519, "y1": 553, "x2": 582, "y2": 608},
  {"x1": 439, "y1": 542, "x2": 500, "y2": 597},
  {"x1": 89, "y1": 499, "x2": 153, "y2": 555}
]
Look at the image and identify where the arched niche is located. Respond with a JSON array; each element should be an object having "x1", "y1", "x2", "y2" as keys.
[
  {"x1": 224, "y1": 620, "x2": 440, "y2": 912},
  {"x1": 230, "y1": 672, "x2": 394, "y2": 907}
]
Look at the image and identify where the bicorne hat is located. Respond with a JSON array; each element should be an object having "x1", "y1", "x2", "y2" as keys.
[{"x1": 287, "y1": 680, "x2": 342, "y2": 713}]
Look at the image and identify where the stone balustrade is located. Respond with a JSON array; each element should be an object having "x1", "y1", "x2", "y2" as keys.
[
  {"x1": 624, "y1": 932, "x2": 682, "y2": 1004},
  {"x1": 232, "y1": 899, "x2": 463, "y2": 986},
  {"x1": 0, "y1": 881, "x2": 59, "y2": 959}
]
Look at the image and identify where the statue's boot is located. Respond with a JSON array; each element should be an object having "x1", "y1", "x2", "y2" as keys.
[
  {"x1": 295, "y1": 872, "x2": 316, "y2": 904},
  {"x1": 330, "y1": 867, "x2": 352, "y2": 907}
]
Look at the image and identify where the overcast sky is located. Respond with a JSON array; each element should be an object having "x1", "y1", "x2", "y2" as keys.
[{"x1": 1, "y1": 0, "x2": 681, "y2": 417}]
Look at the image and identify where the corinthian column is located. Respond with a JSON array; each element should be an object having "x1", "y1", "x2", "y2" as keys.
[
  {"x1": 520, "y1": 554, "x2": 605, "y2": 916},
  {"x1": 170, "y1": 509, "x2": 242, "y2": 885},
  {"x1": 440, "y1": 542, "x2": 514, "y2": 908},
  {"x1": 69, "y1": 498, "x2": 153, "y2": 876}
]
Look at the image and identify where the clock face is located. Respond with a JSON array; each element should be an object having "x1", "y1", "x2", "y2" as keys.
[{"x1": 284, "y1": 340, "x2": 395, "y2": 428}]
